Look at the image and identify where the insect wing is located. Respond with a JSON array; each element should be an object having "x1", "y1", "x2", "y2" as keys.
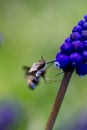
[
  {"x1": 36, "y1": 64, "x2": 47, "y2": 77},
  {"x1": 29, "y1": 62, "x2": 41, "y2": 73},
  {"x1": 45, "y1": 64, "x2": 63, "y2": 84},
  {"x1": 23, "y1": 66, "x2": 30, "y2": 72}
]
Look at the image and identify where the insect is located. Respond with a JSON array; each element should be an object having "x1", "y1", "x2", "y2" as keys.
[{"x1": 23, "y1": 57, "x2": 54, "y2": 90}]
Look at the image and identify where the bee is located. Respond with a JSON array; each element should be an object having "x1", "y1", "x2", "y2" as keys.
[{"x1": 23, "y1": 57, "x2": 55, "y2": 90}]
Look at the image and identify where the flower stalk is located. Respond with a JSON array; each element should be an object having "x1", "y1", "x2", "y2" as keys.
[{"x1": 45, "y1": 68, "x2": 74, "y2": 130}]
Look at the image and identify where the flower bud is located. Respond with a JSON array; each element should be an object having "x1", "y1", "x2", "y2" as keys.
[
  {"x1": 76, "y1": 63, "x2": 87, "y2": 76},
  {"x1": 72, "y1": 25, "x2": 82, "y2": 33},
  {"x1": 70, "y1": 52, "x2": 82, "y2": 66},
  {"x1": 83, "y1": 40, "x2": 87, "y2": 50},
  {"x1": 83, "y1": 22, "x2": 87, "y2": 30},
  {"x1": 81, "y1": 30, "x2": 87, "y2": 40},
  {"x1": 55, "y1": 52, "x2": 70, "y2": 69},
  {"x1": 84, "y1": 14, "x2": 87, "y2": 21},
  {"x1": 72, "y1": 40, "x2": 84, "y2": 52},
  {"x1": 60, "y1": 42, "x2": 73, "y2": 54},
  {"x1": 65, "y1": 37, "x2": 71, "y2": 42},
  {"x1": 78, "y1": 19, "x2": 85, "y2": 26},
  {"x1": 82, "y1": 50, "x2": 87, "y2": 62},
  {"x1": 70, "y1": 32, "x2": 81, "y2": 41}
]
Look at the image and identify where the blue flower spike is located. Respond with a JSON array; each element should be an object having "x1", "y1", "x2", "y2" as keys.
[
  {"x1": 46, "y1": 15, "x2": 87, "y2": 130},
  {"x1": 55, "y1": 14, "x2": 87, "y2": 76}
]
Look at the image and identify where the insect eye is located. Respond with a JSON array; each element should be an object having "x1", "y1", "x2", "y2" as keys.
[{"x1": 54, "y1": 62, "x2": 60, "y2": 68}]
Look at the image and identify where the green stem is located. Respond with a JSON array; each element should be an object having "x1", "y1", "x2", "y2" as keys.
[{"x1": 45, "y1": 69, "x2": 74, "y2": 130}]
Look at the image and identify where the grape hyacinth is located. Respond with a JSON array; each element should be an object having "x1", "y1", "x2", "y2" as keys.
[
  {"x1": 45, "y1": 15, "x2": 87, "y2": 130},
  {"x1": 55, "y1": 14, "x2": 87, "y2": 76}
]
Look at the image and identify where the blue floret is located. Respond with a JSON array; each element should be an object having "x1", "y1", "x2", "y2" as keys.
[
  {"x1": 82, "y1": 50, "x2": 87, "y2": 62},
  {"x1": 55, "y1": 52, "x2": 70, "y2": 69},
  {"x1": 60, "y1": 42, "x2": 73, "y2": 54},
  {"x1": 71, "y1": 40, "x2": 84, "y2": 52},
  {"x1": 76, "y1": 63, "x2": 87, "y2": 76},
  {"x1": 84, "y1": 14, "x2": 87, "y2": 21},
  {"x1": 70, "y1": 52, "x2": 82, "y2": 66},
  {"x1": 83, "y1": 40, "x2": 87, "y2": 50},
  {"x1": 72, "y1": 25, "x2": 82, "y2": 33},
  {"x1": 70, "y1": 32, "x2": 81, "y2": 41}
]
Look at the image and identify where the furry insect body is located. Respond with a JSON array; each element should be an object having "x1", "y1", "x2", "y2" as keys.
[
  {"x1": 23, "y1": 58, "x2": 47, "y2": 90},
  {"x1": 23, "y1": 56, "x2": 55, "y2": 90}
]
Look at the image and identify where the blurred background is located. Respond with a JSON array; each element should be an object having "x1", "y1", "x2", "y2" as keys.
[{"x1": 0, "y1": 0, "x2": 87, "y2": 130}]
